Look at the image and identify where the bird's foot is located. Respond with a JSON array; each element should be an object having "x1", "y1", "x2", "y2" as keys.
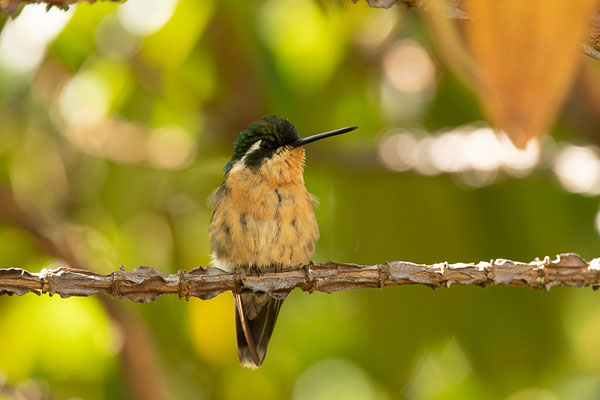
[{"x1": 249, "y1": 265, "x2": 262, "y2": 276}]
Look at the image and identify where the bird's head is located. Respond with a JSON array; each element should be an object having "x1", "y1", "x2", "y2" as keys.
[{"x1": 224, "y1": 115, "x2": 356, "y2": 177}]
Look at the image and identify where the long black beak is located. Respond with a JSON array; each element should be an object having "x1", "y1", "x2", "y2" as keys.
[{"x1": 291, "y1": 126, "x2": 358, "y2": 147}]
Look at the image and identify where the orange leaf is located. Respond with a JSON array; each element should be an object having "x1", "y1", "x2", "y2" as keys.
[{"x1": 465, "y1": 0, "x2": 599, "y2": 148}]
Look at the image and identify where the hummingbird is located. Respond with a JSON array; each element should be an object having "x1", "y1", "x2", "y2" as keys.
[{"x1": 209, "y1": 115, "x2": 357, "y2": 368}]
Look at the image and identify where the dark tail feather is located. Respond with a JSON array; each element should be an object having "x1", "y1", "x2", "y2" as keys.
[{"x1": 234, "y1": 291, "x2": 283, "y2": 368}]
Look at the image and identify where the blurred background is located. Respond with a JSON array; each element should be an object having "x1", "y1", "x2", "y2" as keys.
[{"x1": 1, "y1": 0, "x2": 600, "y2": 399}]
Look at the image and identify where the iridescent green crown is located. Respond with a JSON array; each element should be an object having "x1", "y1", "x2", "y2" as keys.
[{"x1": 224, "y1": 115, "x2": 299, "y2": 173}]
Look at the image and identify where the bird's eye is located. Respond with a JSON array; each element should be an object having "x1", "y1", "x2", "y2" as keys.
[{"x1": 260, "y1": 141, "x2": 274, "y2": 150}]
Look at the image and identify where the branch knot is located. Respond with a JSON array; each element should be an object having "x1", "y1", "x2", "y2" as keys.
[
  {"x1": 303, "y1": 263, "x2": 316, "y2": 293},
  {"x1": 378, "y1": 263, "x2": 390, "y2": 288},
  {"x1": 111, "y1": 267, "x2": 125, "y2": 298},
  {"x1": 40, "y1": 268, "x2": 54, "y2": 295},
  {"x1": 178, "y1": 270, "x2": 191, "y2": 300},
  {"x1": 233, "y1": 268, "x2": 246, "y2": 293}
]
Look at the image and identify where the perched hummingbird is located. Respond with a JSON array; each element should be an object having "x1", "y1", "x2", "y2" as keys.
[{"x1": 209, "y1": 115, "x2": 357, "y2": 368}]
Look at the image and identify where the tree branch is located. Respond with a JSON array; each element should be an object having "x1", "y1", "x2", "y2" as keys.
[{"x1": 2, "y1": 253, "x2": 599, "y2": 302}]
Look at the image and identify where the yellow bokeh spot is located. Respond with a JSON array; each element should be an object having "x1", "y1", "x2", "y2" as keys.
[
  {"x1": 221, "y1": 366, "x2": 279, "y2": 400},
  {"x1": 188, "y1": 293, "x2": 236, "y2": 365},
  {"x1": 574, "y1": 303, "x2": 600, "y2": 372},
  {"x1": 0, "y1": 295, "x2": 115, "y2": 382}
]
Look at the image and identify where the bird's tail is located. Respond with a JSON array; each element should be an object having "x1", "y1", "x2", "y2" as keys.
[{"x1": 233, "y1": 291, "x2": 283, "y2": 368}]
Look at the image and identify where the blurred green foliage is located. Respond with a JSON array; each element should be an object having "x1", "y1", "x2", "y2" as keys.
[{"x1": 1, "y1": 1, "x2": 600, "y2": 399}]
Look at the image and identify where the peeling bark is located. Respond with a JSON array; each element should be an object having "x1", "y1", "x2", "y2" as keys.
[{"x1": 2, "y1": 253, "x2": 599, "y2": 302}]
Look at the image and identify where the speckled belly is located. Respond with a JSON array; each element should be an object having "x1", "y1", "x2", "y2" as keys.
[{"x1": 209, "y1": 182, "x2": 319, "y2": 272}]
